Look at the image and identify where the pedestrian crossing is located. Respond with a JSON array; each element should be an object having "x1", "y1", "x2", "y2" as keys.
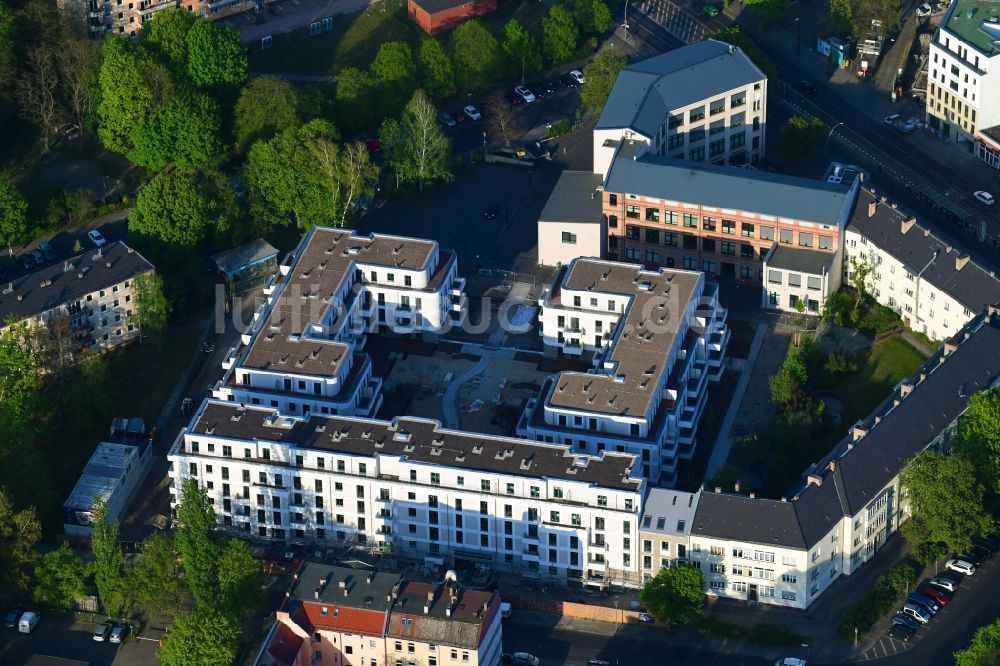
[{"x1": 633, "y1": 0, "x2": 707, "y2": 44}]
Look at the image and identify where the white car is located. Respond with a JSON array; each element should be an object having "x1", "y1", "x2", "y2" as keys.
[
  {"x1": 463, "y1": 105, "x2": 481, "y2": 121},
  {"x1": 569, "y1": 69, "x2": 585, "y2": 85},
  {"x1": 916, "y1": 2, "x2": 932, "y2": 15},
  {"x1": 946, "y1": 558, "x2": 976, "y2": 575},
  {"x1": 514, "y1": 85, "x2": 536, "y2": 103},
  {"x1": 87, "y1": 229, "x2": 107, "y2": 247},
  {"x1": 973, "y1": 190, "x2": 995, "y2": 206},
  {"x1": 775, "y1": 660, "x2": 807, "y2": 666},
  {"x1": 928, "y1": 576, "x2": 957, "y2": 592},
  {"x1": 883, "y1": 114, "x2": 900, "y2": 126}
]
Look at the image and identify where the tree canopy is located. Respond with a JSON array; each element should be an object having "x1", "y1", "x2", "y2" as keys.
[
  {"x1": 130, "y1": 171, "x2": 219, "y2": 246},
  {"x1": 958, "y1": 387, "x2": 1000, "y2": 494},
  {"x1": 234, "y1": 76, "x2": 300, "y2": 151},
  {"x1": 159, "y1": 607, "x2": 239, "y2": 666},
  {"x1": 450, "y1": 20, "x2": 499, "y2": 90},
  {"x1": 0, "y1": 171, "x2": 27, "y2": 257},
  {"x1": 543, "y1": 5, "x2": 579, "y2": 64},
  {"x1": 128, "y1": 91, "x2": 223, "y2": 171},
  {"x1": 777, "y1": 115, "x2": 827, "y2": 162},
  {"x1": 900, "y1": 449, "x2": 993, "y2": 564},
  {"x1": 92, "y1": 500, "x2": 133, "y2": 619},
  {"x1": 502, "y1": 19, "x2": 541, "y2": 81},
  {"x1": 175, "y1": 478, "x2": 220, "y2": 609},
  {"x1": 380, "y1": 89, "x2": 451, "y2": 193},
  {"x1": 141, "y1": 8, "x2": 196, "y2": 75},
  {"x1": 132, "y1": 272, "x2": 172, "y2": 343},
  {"x1": 32, "y1": 542, "x2": 90, "y2": 611},
  {"x1": 370, "y1": 41, "x2": 417, "y2": 115},
  {"x1": 96, "y1": 36, "x2": 160, "y2": 155},
  {"x1": 639, "y1": 564, "x2": 704, "y2": 625},
  {"x1": 955, "y1": 618, "x2": 1000, "y2": 666},
  {"x1": 580, "y1": 47, "x2": 627, "y2": 116},
  {"x1": 0, "y1": 488, "x2": 41, "y2": 592},
  {"x1": 419, "y1": 38, "x2": 456, "y2": 101},
  {"x1": 185, "y1": 19, "x2": 248, "y2": 88}
]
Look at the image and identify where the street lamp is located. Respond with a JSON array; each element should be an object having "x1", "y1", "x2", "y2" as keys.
[
  {"x1": 825, "y1": 122, "x2": 845, "y2": 152},
  {"x1": 795, "y1": 16, "x2": 801, "y2": 55},
  {"x1": 622, "y1": 0, "x2": 630, "y2": 34}
]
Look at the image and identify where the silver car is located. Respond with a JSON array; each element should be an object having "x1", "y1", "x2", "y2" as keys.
[{"x1": 928, "y1": 576, "x2": 957, "y2": 592}]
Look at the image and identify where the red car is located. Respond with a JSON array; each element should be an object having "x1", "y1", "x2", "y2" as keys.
[
  {"x1": 364, "y1": 139, "x2": 381, "y2": 153},
  {"x1": 452, "y1": 111, "x2": 467, "y2": 124},
  {"x1": 505, "y1": 92, "x2": 524, "y2": 107},
  {"x1": 921, "y1": 586, "x2": 950, "y2": 606}
]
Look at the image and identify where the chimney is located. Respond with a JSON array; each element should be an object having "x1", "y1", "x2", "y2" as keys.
[
  {"x1": 852, "y1": 424, "x2": 868, "y2": 442},
  {"x1": 446, "y1": 607, "x2": 452, "y2": 617},
  {"x1": 314, "y1": 589, "x2": 320, "y2": 600},
  {"x1": 734, "y1": 480, "x2": 741, "y2": 493},
  {"x1": 343, "y1": 588, "x2": 349, "y2": 597},
  {"x1": 807, "y1": 473, "x2": 823, "y2": 487},
  {"x1": 943, "y1": 340, "x2": 958, "y2": 357},
  {"x1": 899, "y1": 382, "x2": 914, "y2": 397},
  {"x1": 956, "y1": 254, "x2": 970, "y2": 271},
  {"x1": 366, "y1": 573, "x2": 373, "y2": 584},
  {"x1": 320, "y1": 578, "x2": 327, "y2": 587},
  {"x1": 829, "y1": 460, "x2": 837, "y2": 473},
  {"x1": 749, "y1": 492, "x2": 756, "y2": 499},
  {"x1": 901, "y1": 216, "x2": 916, "y2": 234},
  {"x1": 867, "y1": 200, "x2": 877, "y2": 217},
  {"x1": 338, "y1": 580, "x2": 347, "y2": 589},
  {"x1": 714, "y1": 486, "x2": 722, "y2": 494}
]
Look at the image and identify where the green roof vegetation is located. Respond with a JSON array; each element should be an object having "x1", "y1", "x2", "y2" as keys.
[{"x1": 942, "y1": 0, "x2": 1000, "y2": 55}]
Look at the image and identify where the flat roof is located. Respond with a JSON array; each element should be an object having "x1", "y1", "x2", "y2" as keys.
[
  {"x1": 212, "y1": 238, "x2": 278, "y2": 276},
  {"x1": 241, "y1": 228, "x2": 443, "y2": 377},
  {"x1": 596, "y1": 40, "x2": 766, "y2": 137},
  {"x1": 940, "y1": 0, "x2": 1000, "y2": 56},
  {"x1": 64, "y1": 442, "x2": 140, "y2": 511},
  {"x1": 189, "y1": 399, "x2": 642, "y2": 491},
  {"x1": 543, "y1": 258, "x2": 702, "y2": 418},
  {"x1": 765, "y1": 245, "x2": 837, "y2": 275},
  {"x1": 0, "y1": 242, "x2": 153, "y2": 322},
  {"x1": 539, "y1": 171, "x2": 605, "y2": 224},
  {"x1": 605, "y1": 141, "x2": 854, "y2": 226}
]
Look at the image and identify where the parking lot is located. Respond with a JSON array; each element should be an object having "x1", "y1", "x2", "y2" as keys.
[{"x1": 0, "y1": 615, "x2": 121, "y2": 666}]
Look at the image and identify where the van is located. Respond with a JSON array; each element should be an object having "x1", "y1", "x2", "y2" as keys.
[
  {"x1": 901, "y1": 603, "x2": 931, "y2": 624},
  {"x1": 18, "y1": 611, "x2": 39, "y2": 634}
]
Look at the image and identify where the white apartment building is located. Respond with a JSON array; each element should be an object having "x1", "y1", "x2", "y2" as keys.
[
  {"x1": 691, "y1": 309, "x2": 1000, "y2": 609},
  {"x1": 517, "y1": 258, "x2": 728, "y2": 485},
  {"x1": 169, "y1": 399, "x2": 646, "y2": 589},
  {"x1": 0, "y1": 241, "x2": 154, "y2": 353},
  {"x1": 762, "y1": 245, "x2": 840, "y2": 314},
  {"x1": 536, "y1": 171, "x2": 606, "y2": 267},
  {"x1": 925, "y1": 0, "x2": 1000, "y2": 163},
  {"x1": 212, "y1": 227, "x2": 466, "y2": 419},
  {"x1": 593, "y1": 40, "x2": 768, "y2": 178},
  {"x1": 844, "y1": 188, "x2": 1000, "y2": 341}
]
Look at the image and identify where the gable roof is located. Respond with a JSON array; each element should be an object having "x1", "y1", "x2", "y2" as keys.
[
  {"x1": 604, "y1": 140, "x2": 855, "y2": 226},
  {"x1": 848, "y1": 188, "x2": 1000, "y2": 313},
  {"x1": 386, "y1": 581, "x2": 497, "y2": 648},
  {"x1": 285, "y1": 562, "x2": 400, "y2": 635},
  {"x1": 596, "y1": 40, "x2": 766, "y2": 137},
  {"x1": 691, "y1": 492, "x2": 805, "y2": 549},
  {"x1": 266, "y1": 623, "x2": 303, "y2": 666}
]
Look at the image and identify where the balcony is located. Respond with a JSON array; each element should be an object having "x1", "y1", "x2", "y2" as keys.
[
  {"x1": 450, "y1": 293, "x2": 467, "y2": 312},
  {"x1": 375, "y1": 495, "x2": 392, "y2": 504},
  {"x1": 450, "y1": 277, "x2": 466, "y2": 296},
  {"x1": 562, "y1": 340, "x2": 583, "y2": 356},
  {"x1": 522, "y1": 531, "x2": 539, "y2": 541}
]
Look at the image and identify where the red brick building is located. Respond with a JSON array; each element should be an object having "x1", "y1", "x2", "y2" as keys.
[{"x1": 407, "y1": 0, "x2": 498, "y2": 35}]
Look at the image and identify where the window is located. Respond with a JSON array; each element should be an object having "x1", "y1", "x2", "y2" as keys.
[
  {"x1": 625, "y1": 248, "x2": 640, "y2": 261},
  {"x1": 689, "y1": 106, "x2": 705, "y2": 123},
  {"x1": 722, "y1": 219, "x2": 735, "y2": 234},
  {"x1": 689, "y1": 146, "x2": 705, "y2": 161},
  {"x1": 779, "y1": 229, "x2": 793, "y2": 244},
  {"x1": 626, "y1": 205, "x2": 640, "y2": 219},
  {"x1": 668, "y1": 134, "x2": 685, "y2": 150},
  {"x1": 807, "y1": 276, "x2": 822, "y2": 291},
  {"x1": 683, "y1": 234, "x2": 697, "y2": 250},
  {"x1": 782, "y1": 591, "x2": 797, "y2": 601},
  {"x1": 760, "y1": 226, "x2": 774, "y2": 241},
  {"x1": 730, "y1": 132, "x2": 746, "y2": 149},
  {"x1": 645, "y1": 228, "x2": 659, "y2": 244},
  {"x1": 740, "y1": 265, "x2": 754, "y2": 279},
  {"x1": 663, "y1": 210, "x2": 677, "y2": 225},
  {"x1": 709, "y1": 138, "x2": 726, "y2": 157},
  {"x1": 782, "y1": 573, "x2": 797, "y2": 583},
  {"x1": 787, "y1": 273, "x2": 801, "y2": 288},
  {"x1": 740, "y1": 244, "x2": 754, "y2": 258},
  {"x1": 741, "y1": 222, "x2": 754, "y2": 237},
  {"x1": 768, "y1": 270, "x2": 782, "y2": 285},
  {"x1": 798, "y1": 232, "x2": 813, "y2": 247},
  {"x1": 702, "y1": 217, "x2": 716, "y2": 231},
  {"x1": 664, "y1": 232, "x2": 678, "y2": 247},
  {"x1": 731, "y1": 92, "x2": 746, "y2": 107},
  {"x1": 819, "y1": 235, "x2": 833, "y2": 250},
  {"x1": 626, "y1": 225, "x2": 640, "y2": 240},
  {"x1": 597, "y1": 495, "x2": 607, "y2": 507},
  {"x1": 561, "y1": 232, "x2": 577, "y2": 244},
  {"x1": 609, "y1": 194, "x2": 617, "y2": 206},
  {"x1": 645, "y1": 249, "x2": 659, "y2": 263},
  {"x1": 721, "y1": 241, "x2": 735, "y2": 255},
  {"x1": 683, "y1": 213, "x2": 698, "y2": 228},
  {"x1": 702, "y1": 238, "x2": 715, "y2": 253},
  {"x1": 646, "y1": 207, "x2": 660, "y2": 222}
]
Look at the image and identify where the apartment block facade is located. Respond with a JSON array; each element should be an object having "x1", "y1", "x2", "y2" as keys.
[
  {"x1": 637, "y1": 488, "x2": 698, "y2": 582},
  {"x1": 211, "y1": 227, "x2": 466, "y2": 419},
  {"x1": 0, "y1": 241, "x2": 154, "y2": 353},
  {"x1": 601, "y1": 140, "x2": 859, "y2": 285},
  {"x1": 66, "y1": 0, "x2": 254, "y2": 38},
  {"x1": 925, "y1": 0, "x2": 1000, "y2": 164},
  {"x1": 844, "y1": 189, "x2": 1000, "y2": 341},
  {"x1": 518, "y1": 258, "x2": 728, "y2": 485},
  {"x1": 593, "y1": 40, "x2": 768, "y2": 178},
  {"x1": 169, "y1": 400, "x2": 645, "y2": 589},
  {"x1": 690, "y1": 309, "x2": 1000, "y2": 609}
]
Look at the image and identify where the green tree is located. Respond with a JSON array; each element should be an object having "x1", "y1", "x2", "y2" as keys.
[
  {"x1": 418, "y1": 38, "x2": 456, "y2": 100},
  {"x1": 958, "y1": 387, "x2": 1000, "y2": 493},
  {"x1": 57, "y1": 33, "x2": 99, "y2": 136},
  {"x1": 132, "y1": 272, "x2": 172, "y2": 343},
  {"x1": 141, "y1": 8, "x2": 196, "y2": 75},
  {"x1": 128, "y1": 91, "x2": 223, "y2": 171},
  {"x1": 234, "y1": 76, "x2": 300, "y2": 151},
  {"x1": 769, "y1": 348, "x2": 808, "y2": 406},
  {"x1": 955, "y1": 618, "x2": 1000, "y2": 666},
  {"x1": 130, "y1": 171, "x2": 218, "y2": 246},
  {"x1": 640, "y1": 564, "x2": 704, "y2": 625},
  {"x1": 709, "y1": 27, "x2": 777, "y2": 78},
  {"x1": 849, "y1": 256, "x2": 873, "y2": 312},
  {"x1": 334, "y1": 66, "x2": 372, "y2": 131},
  {"x1": 0, "y1": 328, "x2": 46, "y2": 448},
  {"x1": 91, "y1": 500, "x2": 132, "y2": 619},
  {"x1": 0, "y1": 2, "x2": 14, "y2": 100},
  {"x1": 900, "y1": 450, "x2": 992, "y2": 564},
  {"x1": 185, "y1": 18, "x2": 248, "y2": 88},
  {"x1": 543, "y1": 5, "x2": 579, "y2": 64},
  {"x1": 246, "y1": 119, "x2": 342, "y2": 229},
  {"x1": 381, "y1": 89, "x2": 451, "y2": 193},
  {"x1": 0, "y1": 489, "x2": 41, "y2": 592},
  {"x1": 569, "y1": 0, "x2": 611, "y2": 35},
  {"x1": 369, "y1": 41, "x2": 417, "y2": 115},
  {"x1": 580, "y1": 46, "x2": 627, "y2": 116},
  {"x1": 314, "y1": 140, "x2": 380, "y2": 226},
  {"x1": 96, "y1": 36, "x2": 167, "y2": 155},
  {"x1": 777, "y1": 115, "x2": 826, "y2": 162},
  {"x1": 174, "y1": 478, "x2": 220, "y2": 609},
  {"x1": 502, "y1": 19, "x2": 541, "y2": 83},
  {"x1": 745, "y1": 0, "x2": 790, "y2": 23},
  {"x1": 825, "y1": 0, "x2": 853, "y2": 36},
  {"x1": 129, "y1": 532, "x2": 187, "y2": 622},
  {"x1": 217, "y1": 538, "x2": 263, "y2": 617},
  {"x1": 449, "y1": 20, "x2": 499, "y2": 90},
  {"x1": 158, "y1": 607, "x2": 239, "y2": 666},
  {"x1": 32, "y1": 542, "x2": 90, "y2": 612},
  {"x1": 0, "y1": 172, "x2": 27, "y2": 257}
]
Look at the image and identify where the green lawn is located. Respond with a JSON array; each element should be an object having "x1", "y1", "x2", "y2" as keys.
[{"x1": 821, "y1": 336, "x2": 928, "y2": 435}]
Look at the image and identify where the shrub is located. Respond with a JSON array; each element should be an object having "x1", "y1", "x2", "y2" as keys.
[
  {"x1": 698, "y1": 617, "x2": 807, "y2": 646},
  {"x1": 547, "y1": 120, "x2": 572, "y2": 138},
  {"x1": 824, "y1": 349, "x2": 857, "y2": 376},
  {"x1": 837, "y1": 561, "x2": 919, "y2": 640}
]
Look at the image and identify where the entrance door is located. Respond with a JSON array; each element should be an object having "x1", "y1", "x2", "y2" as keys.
[
  {"x1": 748, "y1": 583, "x2": 759, "y2": 604},
  {"x1": 721, "y1": 262, "x2": 736, "y2": 279}
]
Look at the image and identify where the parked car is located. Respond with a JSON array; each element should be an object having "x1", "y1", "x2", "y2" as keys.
[
  {"x1": 957, "y1": 551, "x2": 984, "y2": 568},
  {"x1": 18, "y1": 611, "x2": 39, "y2": 634},
  {"x1": 946, "y1": 558, "x2": 976, "y2": 575},
  {"x1": 504, "y1": 92, "x2": 525, "y2": 107},
  {"x1": 892, "y1": 613, "x2": 921, "y2": 631},
  {"x1": 798, "y1": 80, "x2": 818, "y2": 95},
  {"x1": 973, "y1": 543, "x2": 994, "y2": 561},
  {"x1": 883, "y1": 113, "x2": 901, "y2": 126},
  {"x1": 88, "y1": 229, "x2": 107, "y2": 247},
  {"x1": 638, "y1": 612, "x2": 654, "y2": 623},
  {"x1": 109, "y1": 625, "x2": 127, "y2": 644},
  {"x1": 901, "y1": 602, "x2": 932, "y2": 624},
  {"x1": 463, "y1": 105, "x2": 481, "y2": 121},
  {"x1": 920, "y1": 586, "x2": 950, "y2": 606},
  {"x1": 452, "y1": 110, "x2": 466, "y2": 124},
  {"x1": 21, "y1": 254, "x2": 36, "y2": 271},
  {"x1": 974, "y1": 536, "x2": 999, "y2": 557},
  {"x1": 4, "y1": 610, "x2": 20, "y2": 628},
  {"x1": 928, "y1": 576, "x2": 958, "y2": 592},
  {"x1": 916, "y1": 2, "x2": 932, "y2": 16},
  {"x1": 93, "y1": 623, "x2": 112, "y2": 641},
  {"x1": 510, "y1": 653, "x2": 540, "y2": 666},
  {"x1": 887, "y1": 624, "x2": 915, "y2": 642},
  {"x1": 703, "y1": 3, "x2": 720, "y2": 16},
  {"x1": 568, "y1": 69, "x2": 585, "y2": 85},
  {"x1": 438, "y1": 111, "x2": 457, "y2": 127},
  {"x1": 543, "y1": 79, "x2": 561, "y2": 93},
  {"x1": 483, "y1": 205, "x2": 499, "y2": 220},
  {"x1": 774, "y1": 659, "x2": 807, "y2": 666},
  {"x1": 37, "y1": 240, "x2": 56, "y2": 262},
  {"x1": 526, "y1": 82, "x2": 547, "y2": 98},
  {"x1": 562, "y1": 72, "x2": 581, "y2": 88},
  {"x1": 364, "y1": 139, "x2": 381, "y2": 154},
  {"x1": 514, "y1": 85, "x2": 536, "y2": 103},
  {"x1": 29, "y1": 249, "x2": 45, "y2": 265},
  {"x1": 906, "y1": 592, "x2": 940, "y2": 614},
  {"x1": 973, "y1": 190, "x2": 995, "y2": 206}
]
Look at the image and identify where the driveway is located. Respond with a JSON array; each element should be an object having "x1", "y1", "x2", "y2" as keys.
[{"x1": 233, "y1": 0, "x2": 373, "y2": 42}]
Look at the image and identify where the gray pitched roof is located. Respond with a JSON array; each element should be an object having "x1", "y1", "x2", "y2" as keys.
[
  {"x1": 596, "y1": 40, "x2": 766, "y2": 137},
  {"x1": 848, "y1": 188, "x2": 1000, "y2": 312},
  {"x1": 605, "y1": 141, "x2": 854, "y2": 226},
  {"x1": 539, "y1": 171, "x2": 604, "y2": 224},
  {"x1": 0, "y1": 242, "x2": 153, "y2": 322},
  {"x1": 692, "y1": 492, "x2": 806, "y2": 549},
  {"x1": 765, "y1": 245, "x2": 837, "y2": 275},
  {"x1": 640, "y1": 487, "x2": 699, "y2": 536}
]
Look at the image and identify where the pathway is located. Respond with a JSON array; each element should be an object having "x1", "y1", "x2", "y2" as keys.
[
  {"x1": 441, "y1": 355, "x2": 489, "y2": 429},
  {"x1": 704, "y1": 322, "x2": 767, "y2": 479},
  {"x1": 900, "y1": 330, "x2": 935, "y2": 356}
]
